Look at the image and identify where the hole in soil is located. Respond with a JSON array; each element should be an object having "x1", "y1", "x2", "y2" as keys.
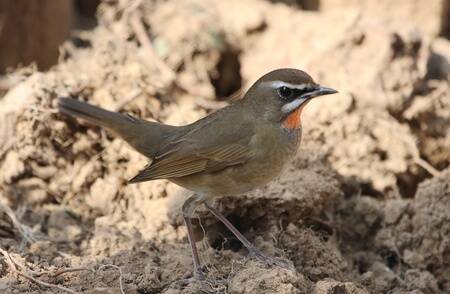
[
  {"x1": 440, "y1": 0, "x2": 450, "y2": 39},
  {"x1": 304, "y1": 217, "x2": 333, "y2": 240},
  {"x1": 74, "y1": 0, "x2": 100, "y2": 30},
  {"x1": 331, "y1": 285, "x2": 348, "y2": 294},
  {"x1": 210, "y1": 48, "x2": 242, "y2": 99},
  {"x1": 426, "y1": 52, "x2": 450, "y2": 80},
  {"x1": 374, "y1": 148, "x2": 388, "y2": 161},
  {"x1": 138, "y1": 287, "x2": 163, "y2": 294},
  {"x1": 360, "y1": 182, "x2": 384, "y2": 199},
  {"x1": 72, "y1": 36, "x2": 92, "y2": 48},
  {"x1": 266, "y1": 0, "x2": 320, "y2": 11},
  {"x1": 396, "y1": 171, "x2": 422, "y2": 198},
  {"x1": 339, "y1": 176, "x2": 385, "y2": 199},
  {"x1": 207, "y1": 214, "x2": 246, "y2": 252},
  {"x1": 379, "y1": 248, "x2": 399, "y2": 269}
]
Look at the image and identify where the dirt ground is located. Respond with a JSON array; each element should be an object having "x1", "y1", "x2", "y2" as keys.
[{"x1": 0, "y1": 0, "x2": 449, "y2": 293}]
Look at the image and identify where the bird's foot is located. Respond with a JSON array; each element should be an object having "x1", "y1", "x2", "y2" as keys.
[
  {"x1": 247, "y1": 248, "x2": 293, "y2": 270},
  {"x1": 173, "y1": 267, "x2": 207, "y2": 287},
  {"x1": 194, "y1": 268, "x2": 207, "y2": 280}
]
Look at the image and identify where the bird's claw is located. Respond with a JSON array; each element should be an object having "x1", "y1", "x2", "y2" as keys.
[
  {"x1": 194, "y1": 268, "x2": 207, "y2": 280},
  {"x1": 247, "y1": 248, "x2": 293, "y2": 270}
]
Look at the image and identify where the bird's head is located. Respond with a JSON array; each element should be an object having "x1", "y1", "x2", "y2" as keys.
[{"x1": 243, "y1": 68, "x2": 337, "y2": 129}]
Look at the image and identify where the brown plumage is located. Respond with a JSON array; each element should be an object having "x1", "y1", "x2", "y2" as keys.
[{"x1": 58, "y1": 68, "x2": 337, "y2": 278}]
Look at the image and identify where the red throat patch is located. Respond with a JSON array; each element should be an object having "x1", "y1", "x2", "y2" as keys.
[{"x1": 282, "y1": 102, "x2": 309, "y2": 130}]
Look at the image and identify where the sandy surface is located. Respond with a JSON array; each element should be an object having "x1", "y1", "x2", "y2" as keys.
[{"x1": 0, "y1": 0, "x2": 449, "y2": 293}]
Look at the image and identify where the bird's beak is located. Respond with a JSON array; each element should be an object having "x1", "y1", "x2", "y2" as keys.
[
  {"x1": 301, "y1": 86, "x2": 338, "y2": 100},
  {"x1": 281, "y1": 85, "x2": 338, "y2": 114}
]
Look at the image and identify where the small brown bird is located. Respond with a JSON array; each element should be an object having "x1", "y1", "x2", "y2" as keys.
[{"x1": 58, "y1": 68, "x2": 337, "y2": 278}]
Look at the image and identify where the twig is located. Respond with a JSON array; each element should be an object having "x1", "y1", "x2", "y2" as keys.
[
  {"x1": 112, "y1": 89, "x2": 143, "y2": 111},
  {"x1": 195, "y1": 97, "x2": 229, "y2": 110},
  {"x1": 34, "y1": 265, "x2": 124, "y2": 293},
  {"x1": 129, "y1": 12, "x2": 175, "y2": 81},
  {"x1": 0, "y1": 248, "x2": 80, "y2": 294},
  {"x1": 4, "y1": 250, "x2": 41, "y2": 276},
  {"x1": 0, "y1": 249, "x2": 126, "y2": 293},
  {"x1": 122, "y1": 0, "x2": 143, "y2": 14},
  {"x1": 55, "y1": 267, "x2": 95, "y2": 277},
  {"x1": 34, "y1": 267, "x2": 94, "y2": 278},
  {"x1": 0, "y1": 200, "x2": 37, "y2": 244},
  {"x1": 98, "y1": 264, "x2": 125, "y2": 294},
  {"x1": 414, "y1": 156, "x2": 440, "y2": 177}
]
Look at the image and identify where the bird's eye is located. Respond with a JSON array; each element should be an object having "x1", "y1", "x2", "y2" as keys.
[{"x1": 278, "y1": 86, "x2": 293, "y2": 100}]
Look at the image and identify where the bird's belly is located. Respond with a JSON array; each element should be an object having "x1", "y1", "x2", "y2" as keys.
[{"x1": 171, "y1": 159, "x2": 285, "y2": 195}]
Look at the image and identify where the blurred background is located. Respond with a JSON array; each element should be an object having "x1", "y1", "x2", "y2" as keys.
[{"x1": 0, "y1": 1, "x2": 449, "y2": 293}]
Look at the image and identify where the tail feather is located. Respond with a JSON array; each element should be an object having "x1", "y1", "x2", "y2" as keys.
[
  {"x1": 58, "y1": 97, "x2": 136, "y2": 129},
  {"x1": 57, "y1": 97, "x2": 177, "y2": 158}
]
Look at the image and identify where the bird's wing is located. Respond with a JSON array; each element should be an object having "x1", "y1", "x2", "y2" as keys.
[
  {"x1": 128, "y1": 108, "x2": 255, "y2": 183},
  {"x1": 128, "y1": 143, "x2": 252, "y2": 183}
]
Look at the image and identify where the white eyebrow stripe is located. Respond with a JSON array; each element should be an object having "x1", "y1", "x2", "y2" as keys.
[
  {"x1": 261, "y1": 80, "x2": 310, "y2": 90},
  {"x1": 281, "y1": 98, "x2": 307, "y2": 113}
]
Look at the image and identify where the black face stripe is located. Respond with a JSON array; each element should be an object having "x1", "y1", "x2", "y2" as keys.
[
  {"x1": 292, "y1": 88, "x2": 312, "y2": 97},
  {"x1": 277, "y1": 86, "x2": 315, "y2": 101}
]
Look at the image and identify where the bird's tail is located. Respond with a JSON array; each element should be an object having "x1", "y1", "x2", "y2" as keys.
[
  {"x1": 58, "y1": 97, "x2": 135, "y2": 130},
  {"x1": 58, "y1": 97, "x2": 176, "y2": 158}
]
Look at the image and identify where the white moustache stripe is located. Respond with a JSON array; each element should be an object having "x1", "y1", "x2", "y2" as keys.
[
  {"x1": 262, "y1": 80, "x2": 309, "y2": 90},
  {"x1": 282, "y1": 98, "x2": 307, "y2": 113}
]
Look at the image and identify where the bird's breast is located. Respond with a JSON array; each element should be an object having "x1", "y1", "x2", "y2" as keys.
[
  {"x1": 281, "y1": 101, "x2": 310, "y2": 130},
  {"x1": 282, "y1": 107, "x2": 302, "y2": 129}
]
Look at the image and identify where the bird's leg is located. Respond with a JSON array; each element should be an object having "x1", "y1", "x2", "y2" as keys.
[
  {"x1": 204, "y1": 203, "x2": 283, "y2": 267},
  {"x1": 182, "y1": 194, "x2": 206, "y2": 279}
]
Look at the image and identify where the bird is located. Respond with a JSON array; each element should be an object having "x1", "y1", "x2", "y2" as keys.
[{"x1": 58, "y1": 68, "x2": 337, "y2": 279}]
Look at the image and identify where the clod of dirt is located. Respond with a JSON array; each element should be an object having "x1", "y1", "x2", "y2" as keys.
[
  {"x1": 335, "y1": 196, "x2": 383, "y2": 246},
  {"x1": 229, "y1": 260, "x2": 309, "y2": 294},
  {"x1": 47, "y1": 206, "x2": 82, "y2": 243},
  {"x1": 137, "y1": 0, "x2": 236, "y2": 100},
  {"x1": 307, "y1": 109, "x2": 419, "y2": 195},
  {"x1": 282, "y1": 225, "x2": 347, "y2": 282},
  {"x1": 310, "y1": 27, "x2": 429, "y2": 115},
  {"x1": 320, "y1": 0, "x2": 448, "y2": 38},
  {"x1": 403, "y1": 81, "x2": 450, "y2": 170},
  {"x1": 315, "y1": 279, "x2": 369, "y2": 294},
  {"x1": 402, "y1": 269, "x2": 441, "y2": 293},
  {"x1": 375, "y1": 169, "x2": 450, "y2": 292},
  {"x1": 238, "y1": 2, "x2": 361, "y2": 83},
  {"x1": 359, "y1": 261, "x2": 400, "y2": 293}
]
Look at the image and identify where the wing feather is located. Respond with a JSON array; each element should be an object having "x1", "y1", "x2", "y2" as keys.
[{"x1": 128, "y1": 143, "x2": 252, "y2": 183}]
